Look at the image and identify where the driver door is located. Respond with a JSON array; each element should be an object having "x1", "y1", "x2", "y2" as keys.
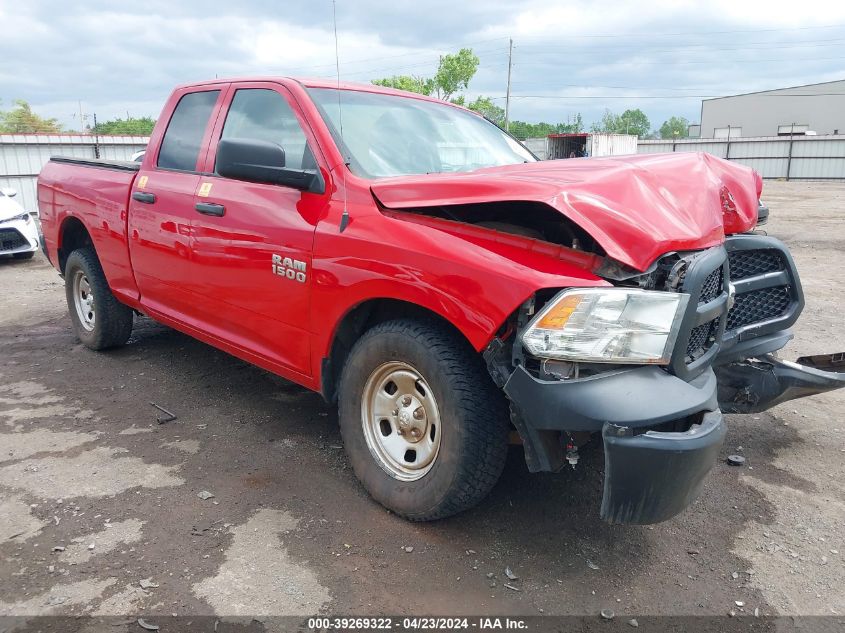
[{"x1": 186, "y1": 82, "x2": 328, "y2": 378}]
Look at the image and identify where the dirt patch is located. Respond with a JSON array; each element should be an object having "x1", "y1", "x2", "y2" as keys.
[
  {"x1": 58, "y1": 519, "x2": 145, "y2": 565},
  {"x1": 0, "y1": 446, "x2": 184, "y2": 499},
  {"x1": 192, "y1": 509, "x2": 331, "y2": 616}
]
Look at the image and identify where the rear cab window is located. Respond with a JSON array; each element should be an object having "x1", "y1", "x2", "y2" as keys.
[{"x1": 157, "y1": 90, "x2": 221, "y2": 171}]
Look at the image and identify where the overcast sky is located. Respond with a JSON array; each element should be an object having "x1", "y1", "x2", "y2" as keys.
[{"x1": 3, "y1": 0, "x2": 845, "y2": 133}]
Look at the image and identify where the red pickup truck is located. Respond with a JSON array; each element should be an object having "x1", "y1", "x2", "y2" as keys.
[{"x1": 37, "y1": 78, "x2": 845, "y2": 524}]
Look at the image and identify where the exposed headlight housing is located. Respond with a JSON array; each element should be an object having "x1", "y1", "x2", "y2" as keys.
[{"x1": 521, "y1": 288, "x2": 689, "y2": 364}]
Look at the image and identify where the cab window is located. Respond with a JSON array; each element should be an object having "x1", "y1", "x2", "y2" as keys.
[
  {"x1": 218, "y1": 89, "x2": 315, "y2": 172},
  {"x1": 157, "y1": 90, "x2": 220, "y2": 171}
]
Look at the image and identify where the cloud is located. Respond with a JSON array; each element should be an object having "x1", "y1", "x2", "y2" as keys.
[{"x1": 2, "y1": 0, "x2": 844, "y2": 131}]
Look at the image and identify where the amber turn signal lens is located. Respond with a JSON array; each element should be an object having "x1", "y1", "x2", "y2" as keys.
[{"x1": 536, "y1": 294, "x2": 582, "y2": 329}]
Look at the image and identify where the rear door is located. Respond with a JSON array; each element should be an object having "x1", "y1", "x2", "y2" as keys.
[
  {"x1": 187, "y1": 82, "x2": 329, "y2": 377},
  {"x1": 128, "y1": 86, "x2": 227, "y2": 320}
]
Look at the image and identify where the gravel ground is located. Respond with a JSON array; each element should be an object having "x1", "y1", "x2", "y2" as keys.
[{"x1": 0, "y1": 181, "x2": 843, "y2": 625}]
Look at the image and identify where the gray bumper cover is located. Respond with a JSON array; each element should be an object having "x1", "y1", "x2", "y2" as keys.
[
  {"x1": 503, "y1": 364, "x2": 718, "y2": 432},
  {"x1": 601, "y1": 411, "x2": 725, "y2": 524}
]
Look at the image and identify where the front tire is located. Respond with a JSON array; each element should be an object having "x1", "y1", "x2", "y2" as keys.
[
  {"x1": 338, "y1": 319, "x2": 510, "y2": 520},
  {"x1": 64, "y1": 248, "x2": 133, "y2": 350}
]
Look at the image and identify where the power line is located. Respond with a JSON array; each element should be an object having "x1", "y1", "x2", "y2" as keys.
[
  {"x1": 508, "y1": 84, "x2": 731, "y2": 92},
  {"x1": 279, "y1": 47, "x2": 509, "y2": 79},
  {"x1": 490, "y1": 92, "x2": 845, "y2": 100},
  {"x1": 512, "y1": 54, "x2": 845, "y2": 68},
  {"x1": 516, "y1": 38, "x2": 845, "y2": 56},
  {"x1": 513, "y1": 22, "x2": 845, "y2": 41},
  {"x1": 280, "y1": 37, "x2": 510, "y2": 73},
  {"x1": 320, "y1": 49, "x2": 510, "y2": 79},
  {"x1": 275, "y1": 23, "x2": 845, "y2": 77},
  {"x1": 518, "y1": 35, "x2": 845, "y2": 50}
]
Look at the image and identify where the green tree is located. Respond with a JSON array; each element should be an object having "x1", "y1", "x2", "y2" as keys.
[
  {"x1": 0, "y1": 100, "x2": 63, "y2": 133},
  {"x1": 618, "y1": 109, "x2": 650, "y2": 137},
  {"x1": 553, "y1": 113, "x2": 586, "y2": 135},
  {"x1": 591, "y1": 108, "x2": 650, "y2": 137},
  {"x1": 659, "y1": 116, "x2": 690, "y2": 139},
  {"x1": 433, "y1": 48, "x2": 479, "y2": 101},
  {"x1": 371, "y1": 75, "x2": 433, "y2": 96},
  {"x1": 372, "y1": 48, "x2": 479, "y2": 103},
  {"x1": 467, "y1": 96, "x2": 505, "y2": 126},
  {"x1": 508, "y1": 114, "x2": 584, "y2": 139},
  {"x1": 92, "y1": 116, "x2": 156, "y2": 136}
]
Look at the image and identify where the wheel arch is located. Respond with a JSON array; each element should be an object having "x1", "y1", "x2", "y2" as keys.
[
  {"x1": 57, "y1": 215, "x2": 94, "y2": 273},
  {"x1": 320, "y1": 297, "x2": 490, "y2": 404}
]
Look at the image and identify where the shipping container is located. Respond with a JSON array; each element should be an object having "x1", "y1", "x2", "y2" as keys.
[{"x1": 546, "y1": 133, "x2": 638, "y2": 159}]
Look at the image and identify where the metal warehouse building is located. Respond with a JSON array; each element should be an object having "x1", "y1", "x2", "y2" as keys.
[{"x1": 699, "y1": 79, "x2": 845, "y2": 139}]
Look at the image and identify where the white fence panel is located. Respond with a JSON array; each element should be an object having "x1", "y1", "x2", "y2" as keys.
[
  {"x1": 638, "y1": 135, "x2": 845, "y2": 180},
  {"x1": 0, "y1": 134, "x2": 148, "y2": 213},
  {"x1": 737, "y1": 158, "x2": 789, "y2": 179},
  {"x1": 790, "y1": 158, "x2": 845, "y2": 179},
  {"x1": 636, "y1": 142, "x2": 672, "y2": 154},
  {"x1": 728, "y1": 140, "x2": 790, "y2": 158},
  {"x1": 791, "y1": 138, "x2": 845, "y2": 158}
]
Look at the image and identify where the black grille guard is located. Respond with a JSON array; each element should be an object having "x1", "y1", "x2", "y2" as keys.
[
  {"x1": 668, "y1": 234, "x2": 806, "y2": 379},
  {"x1": 721, "y1": 234, "x2": 804, "y2": 350},
  {"x1": 668, "y1": 246, "x2": 730, "y2": 381}
]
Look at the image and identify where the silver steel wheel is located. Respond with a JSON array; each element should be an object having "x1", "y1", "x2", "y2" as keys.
[
  {"x1": 361, "y1": 361, "x2": 442, "y2": 481},
  {"x1": 72, "y1": 270, "x2": 96, "y2": 332}
]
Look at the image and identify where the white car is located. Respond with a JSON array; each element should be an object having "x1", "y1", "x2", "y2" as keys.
[{"x1": 0, "y1": 188, "x2": 40, "y2": 260}]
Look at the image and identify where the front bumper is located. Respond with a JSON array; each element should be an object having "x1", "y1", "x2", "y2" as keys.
[
  {"x1": 503, "y1": 233, "x2": 842, "y2": 524},
  {"x1": 504, "y1": 364, "x2": 718, "y2": 434},
  {"x1": 601, "y1": 410, "x2": 725, "y2": 524},
  {"x1": 504, "y1": 364, "x2": 726, "y2": 524}
]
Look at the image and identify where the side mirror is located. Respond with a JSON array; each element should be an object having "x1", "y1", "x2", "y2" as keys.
[
  {"x1": 1, "y1": 188, "x2": 17, "y2": 198},
  {"x1": 216, "y1": 138, "x2": 324, "y2": 193}
]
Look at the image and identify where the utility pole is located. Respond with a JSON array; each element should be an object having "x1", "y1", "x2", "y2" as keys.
[
  {"x1": 438, "y1": 55, "x2": 443, "y2": 100},
  {"x1": 505, "y1": 38, "x2": 513, "y2": 132},
  {"x1": 92, "y1": 113, "x2": 100, "y2": 159},
  {"x1": 77, "y1": 101, "x2": 86, "y2": 133}
]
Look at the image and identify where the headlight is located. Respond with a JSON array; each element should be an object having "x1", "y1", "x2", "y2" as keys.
[
  {"x1": 521, "y1": 288, "x2": 689, "y2": 364},
  {"x1": 3, "y1": 212, "x2": 31, "y2": 224}
]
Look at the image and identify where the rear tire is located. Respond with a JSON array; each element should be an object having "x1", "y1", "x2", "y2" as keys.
[
  {"x1": 12, "y1": 251, "x2": 35, "y2": 260},
  {"x1": 64, "y1": 248, "x2": 133, "y2": 350},
  {"x1": 338, "y1": 319, "x2": 510, "y2": 521}
]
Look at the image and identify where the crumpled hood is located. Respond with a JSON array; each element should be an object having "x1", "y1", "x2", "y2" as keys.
[{"x1": 371, "y1": 152, "x2": 760, "y2": 272}]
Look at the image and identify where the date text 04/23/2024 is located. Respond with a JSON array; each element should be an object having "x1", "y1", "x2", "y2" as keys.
[{"x1": 306, "y1": 617, "x2": 527, "y2": 630}]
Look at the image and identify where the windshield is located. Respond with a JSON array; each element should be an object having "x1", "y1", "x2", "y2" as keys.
[{"x1": 308, "y1": 87, "x2": 536, "y2": 178}]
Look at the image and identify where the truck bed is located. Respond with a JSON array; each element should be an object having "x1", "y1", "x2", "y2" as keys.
[
  {"x1": 38, "y1": 156, "x2": 140, "y2": 303},
  {"x1": 50, "y1": 156, "x2": 141, "y2": 173}
]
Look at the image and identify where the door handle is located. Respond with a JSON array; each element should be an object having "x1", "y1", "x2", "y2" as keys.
[
  {"x1": 132, "y1": 191, "x2": 156, "y2": 204},
  {"x1": 195, "y1": 202, "x2": 226, "y2": 217}
]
